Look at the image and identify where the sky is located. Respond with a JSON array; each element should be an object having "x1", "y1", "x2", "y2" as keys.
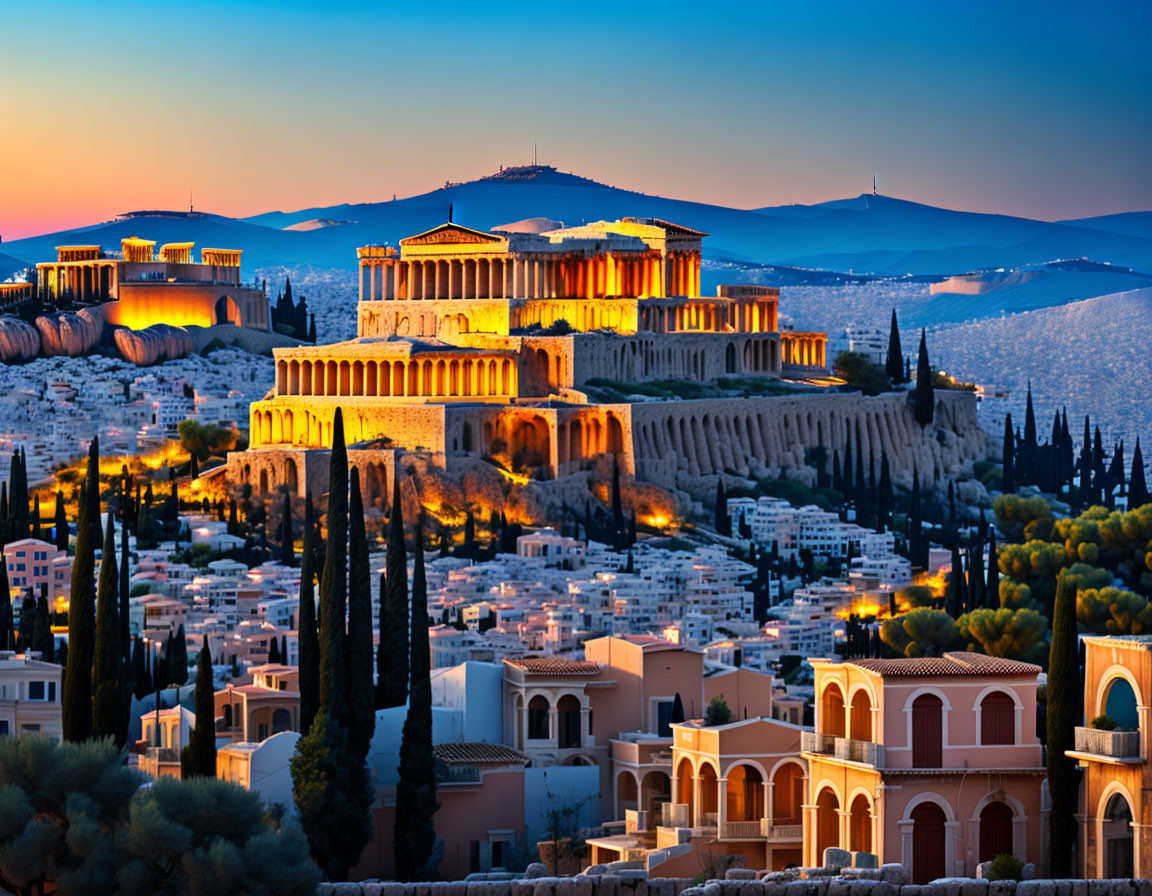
[{"x1": 1, "y1": 0, "x2": 1150, "y2": 240}]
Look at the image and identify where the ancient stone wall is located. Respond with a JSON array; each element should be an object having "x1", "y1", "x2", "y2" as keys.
[
  {"x1": 570, "y1": 332, "x2": 782, "y2": 385},
  {"x1": 630, "y1": 391, "x2": 985, "y2": 501}
]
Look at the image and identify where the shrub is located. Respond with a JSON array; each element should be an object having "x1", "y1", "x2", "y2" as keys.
[
  {"x1": 1091, "y1": 714, "x2": 1117, "y2": 730},
  {"x1": 704, "y1": 694, "x2": 733, "y2": 726},
  {"x1": 986, "y1": 853, "x2": 1024, "y2": 881}
]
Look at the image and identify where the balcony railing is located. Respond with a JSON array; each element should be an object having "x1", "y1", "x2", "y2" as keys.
[
  {"x1": 1073, "y1": 726, "x2": 1141, "y2": 760},
  {"x1": 761, "y1": 819, "x2": 804, "y2": 841},
  {"x1": 801, "y1": 731, "x2": 835, "y2": 754},
  {"x1": 662, "y1": 802, "x2": 690, "y2": 828},
  {"x1": 721, "y1": 820, "x2": 763, "y2": 840}
]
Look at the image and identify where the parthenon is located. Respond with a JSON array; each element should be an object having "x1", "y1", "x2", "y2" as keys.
[{"x1": 232, "y1": 215, "x2": 962, "y2": 506}]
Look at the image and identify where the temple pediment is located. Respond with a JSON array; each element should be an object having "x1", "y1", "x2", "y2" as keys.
[{"x1": 401, "y1": 223, "x2": 506, "y2": 247}]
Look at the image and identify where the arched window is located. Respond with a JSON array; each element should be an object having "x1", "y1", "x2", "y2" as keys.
[
  {"x1": 527, "y1": 696, "x2": 549, "y2": 740},
  {"x1": 912, "y1": 694, "x2": 943, "y2": 767},
  {"x1": 822, "y1": 684, "x2": 846, "y2": 738},
  {"x1": 815, "y1": 788, "x2": 840, "y2": 860},
  {"x1": 1104, "y1": 676, "x2": 1139, "y2": 730},
  {"x1": 557, "y1": 695, "x2": 581, "y2": 749},
  {"x1": 980, "y1": 691, "x2": 1015, "y2": 745}
]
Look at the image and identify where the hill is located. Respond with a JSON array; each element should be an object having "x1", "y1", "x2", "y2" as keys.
[{"x1": 4, "y1": 166, "x2": 1151, "y2": 276}]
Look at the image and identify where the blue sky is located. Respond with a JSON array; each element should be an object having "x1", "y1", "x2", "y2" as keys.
[{"x1": 1, "y1": 0, "x2": 1149, "y2": 237}]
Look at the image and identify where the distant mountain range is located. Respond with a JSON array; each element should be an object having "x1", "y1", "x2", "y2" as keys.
[{"x1": 3, "y1": 165, "x2": 1150, "y2": 279}]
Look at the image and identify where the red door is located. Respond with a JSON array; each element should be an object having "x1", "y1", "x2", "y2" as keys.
[
  {"x1": 912, "y1": 694, "x2": 943, "y2": 767},
  {"x1": 979, "y1": 801, "x2": 1014, "y2": 862},
  {"x1": 911, "y1": 802, "x2": 947, "y2": 883}
]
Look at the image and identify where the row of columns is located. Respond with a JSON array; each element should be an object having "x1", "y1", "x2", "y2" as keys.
[
  {"x1": 638, "y1": 299, "x2": 777, "y2": 334},
  {"x1": 783, "y1": 335, "x2": 827, "y2": 368},
  {"x1": 274, "y1": 356, "x2": 516, "y2": 403},
  {"x1": 37, "y1": 263, "x2": 118, "y2": 301},
  {"x1": 360, "y1": 251, "x2": 703, "y2": 303}
]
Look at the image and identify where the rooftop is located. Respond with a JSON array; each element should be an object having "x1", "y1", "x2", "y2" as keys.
[
  {"x1": 505, "y1": 656, "x2": 601, "y2": 676},
  {"x1": 433, "y1": 742, "x2": 531, "y2": 766},
  {"x1": 846, "y1": 652, "x2": 1041, "y2": 678}
]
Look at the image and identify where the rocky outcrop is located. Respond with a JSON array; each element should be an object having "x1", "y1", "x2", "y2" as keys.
[
  {"x1": 114, "y1": 324, "x2": 195, "y2": 366},
  {"x1": 0, "y1": 317, "x2": 41, "y2": 361},
  {"x1": 36, "y1": 308, "x2": 104, "y2": 356}
]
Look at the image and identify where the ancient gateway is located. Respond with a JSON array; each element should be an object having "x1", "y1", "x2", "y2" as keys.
[{"x1": 227, "y1": 217, "x2": 984, "y2": 506}]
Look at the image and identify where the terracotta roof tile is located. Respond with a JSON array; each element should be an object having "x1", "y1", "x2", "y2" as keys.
[
  {"x1": 433, "y1": 743, "x2": 530, "y2": 765},
  {"x1": 847, "y1": 652, "x2": 1040, "y2": 678},
  {"x1": 506, "y1": 656, "x2": 601, "y2": 676}
]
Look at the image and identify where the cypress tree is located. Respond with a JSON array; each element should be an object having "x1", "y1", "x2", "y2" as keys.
[
  {"x1": 169, "y1": 624, "x2": 188, "y2": 686},
  {"x1": 268, "y1": 636, "x2": 281, "y2": 664},
  {"x1": 909, "y1": 469, "x2": 924, "y2": 570},
  {"x1": 877, "y1": 451, "x2": 893, "y2": 532},
  {"x1": 945, "y1": 544, "x2": 965, "y2": 616},
  {"x1": 912, "y1": 329, "x2": 934, "y2": 426},
  {"x1": 1079, "y1": 416, "x2": 1093, "y2": 505},
  {"x1": 318, "y1": 409, "x2": 348, "y2": 722},
  {"x1": 831, "y1": 449, "x2": 842, "y2": 494},
  {"x1": 611, "y1": 455, "x2": 625, "y2": 548},
  {"x1": 1131, "y1": 438, "x2": 1149, "y2": 509},
  {"x1": 347, "y1": 467, "x2": 375, "y2": 762},
  {"x1": 868, "y1": 452, "x2": 879, "y2": 533},
  {"x1": 92, "y1": 515, "x2": 121, "y2": 742},
  {"x1": 182, "y1": 644, "x2": 217, "y2": 778},
  {"x1": 30, "y1": 495, "x2": 40, "y2": 542},
  {"x1": 1002, "y1": 413, "x2": 1015, "y2": 493},
  {"x1": 1047, "y1": 571, "x2": 1080, "y2": 877},
  {"x1": 1022, "y1": 383, "x2": 1037, "y2": 486},
  {"x1": 0, "y1": 583, "x2": 12, "y2": 651},
  {"x1": 854, "y1": 438, "x2": 866, "y2": 527},
  {"x1": 968, "y1": 537, "x2": 985, "y2": 612},
  {"x1": 32, "y1": 593, "x2": 53, "y2": 661},
  {"x1": 885, "y1": 308, "x2": 904, "y2": 384},
  {"x1": 379, "y1": 466, "x2": 408, "y2": 709},
  {"x1": 714, "y1": 480, "x2": 729, "y2": 535},
  {"x1": 986, "y1": 529, "x2": 1000, "y2": 609},
  {"x1": 134, "y1": 637, "x2": 152, "y2": 700},
  {"x1": 63, "y1": 437, "x2": 99, "y2": 742},
  {"x1": 119, "y1": 518, "x2": 131, "y2": 667},
  {"x1": 18, "y1": 593, "x2": 35, "y2": 651},
  {"x1": 54, "y1": 491, "x2": 68, "y2": 552},
  {"x1": 281, "y1": 490, "x2": 294, "y2": 567},
  {"x1": 394, "y1": 517, "x2": 439, "y2": 881},
  {"x1": 299, "y1": 492, "x2": 320, "y2": 734}
]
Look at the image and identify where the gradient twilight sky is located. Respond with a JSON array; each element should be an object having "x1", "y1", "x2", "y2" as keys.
[{"x1": 2, "y1": 0, "x2": 1150, "y2": 241}]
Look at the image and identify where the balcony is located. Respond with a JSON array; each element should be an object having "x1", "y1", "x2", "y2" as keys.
[
  {"x1": 720, "y1": 820, "x2": 762, "y2": 840},
  {"x1": 761, "y1": 819, "x2": 804, "y2": 842},
  {"x1": 1069, "y1": 726, "x2": 1143, "y2": 763},
  {"x1": 661, "y1": 802, "x2": 691, "y2": 828},
  {"x1": 801, "y1": 731, "x2": 883, "y2": 767}
]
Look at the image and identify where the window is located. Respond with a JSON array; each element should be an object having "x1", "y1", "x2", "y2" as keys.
[
  {"x1": 911, "y1": 693, "x2": 943, "y2": 767},
  {"x1": 656, "y1": 699, "x2": 675, "y2": 737},
  {"x1": 527, "y1": 696, "x2": 549, "y2": 740},
  {"x1": 0, "y1": 720, "x2": 8, "y2": 735},
  {"x1": 27, "y1": 681, "x2": 45, "y2": 701},
  {"x1": 980, "y1": 692, "x2": 1015, "y2": 745}
]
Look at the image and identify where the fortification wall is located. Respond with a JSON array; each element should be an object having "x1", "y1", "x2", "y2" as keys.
[{"x1": 630, "y1": 390, "x2": 985, "y2": 501}]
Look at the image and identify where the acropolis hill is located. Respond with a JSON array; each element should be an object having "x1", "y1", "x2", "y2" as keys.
[{"x1": 226, "y1": 217, "x2": 985, "y2": 513}]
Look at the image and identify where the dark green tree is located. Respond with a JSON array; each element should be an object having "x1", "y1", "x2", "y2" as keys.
[
  {"x1": 54, "y1": 490, "x2": 68, "y2": 552},
  {"x1": 181, "y1": 644, "x2": 217, "y2": 778},
  {"x1": 0, "y1": 582, "x2": 10, "y2": 652},
  {"x1": 877, "y1": 451, "x2": 893, "y2": 532},
  {"x1": 1022, "y1": 383, "x2": 1038, "y2": 486},
  {"x1": 714, "y1": 479, "x2": 730, "y2": 535},
  {"x1": 318, "y1": 409, "x2": 347, "y2": 722},
  {"x1": 92, "y1": 515, "x2": 121, "y2": 742},
  {"x1": 394, "y1": 518, "x2": 440, "y2": 881},
  {"x1": 1131, "y1": 438, "x2": 1149, "y2": 508},
  {"x1": 1002, "y1": 413, "x2": 1016, "y2": 493},
  {"x1": 346, "y1": 467, "x2": 375, "y2": 762},
  {"x1": 17, "y1": 593, "x2": 35, "y2": 652},
  {"x1": 378, "y1": 467, "x2": 408, "y2": 709},
  {"x1": 63, "y1": 437, "x2": 99, "y2": 743},
  {"x1": 32, "y1": 593, "x2": 53, "y2": 662},
  {"x1": 1047, "y1": 570, "x2": 1080, "y2": 877},
  {"x1": 986, "y1": 529, "x2": 1000, "y2": 609},
  {"x1": 168, "y1": 624, "x2": 188, "y2": 687},
  {"x1": 269, "y1": 636, "x2": 282, "y2": 664},
  {"x1": 298, "y1": 493, "x2": 320, "y2": 734},
  {"x1": 885, "y1": 308, "x2": 904, "y2": 384},
  {"x1": 280, "y1": 490, "x2": 295, "y2": 567},
  {"x1": 912, "y1": 329, "x2": 934, "y2": 426}
]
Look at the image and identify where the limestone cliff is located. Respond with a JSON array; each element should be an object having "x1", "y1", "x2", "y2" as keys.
[
  {"x1": 0, "y1": 317, "x2": 41, "y2": 361},
  {"x1": 114, "y1": 324, "x2": 195, "y2": 366},
  {"x1": 35, "y1": 307, "x2": 104, "y2": 356}
]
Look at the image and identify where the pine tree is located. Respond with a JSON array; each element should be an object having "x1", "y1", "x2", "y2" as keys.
[
  {"x1": 885, "y1": 308, "x2": 904, "y2": 384},
  {"x1": 1047, "y1": 571, "x2": 1080, "y2": 877},
  {"x1": 346, "y1": 467, "x2": 376, "y2": 762},
  {"x1": 63, "y1": 437, "x2": 99, "y2": 742},
  {"x1": 1131, "y1": 438, "x2": 1149, "y2": 508},
  {"x1": 280, "y1": 491, "x2": 295, "y2": 566},
  {"x1": 298, "y1": 493, "x2": 320, "y2": 734},
  {"x1": 912, "y1": 329, "x2": 934, "y2": 426},
  {"x1": 379, "y1": 467, "x2": 408, "y2": 709},
  {"x1": 92, "y1": 515, "x2": 121, "y2": 742},
  {"x1": 182, "y1": 644, "x2": 217, "y2": 778},
  {"x1": 318, "y1": 409, "x2": 347, "y2": 722},
  {"x1": 394, "y1": 517, "x2": 439, "y2": 881},
  {"x1": 54, "y1": 490, "x2": 68, "y2": 552},
  {"x1": 1002, "y1": 413, "x2": 1016, "y2": 493},
  {"x1": 986, "y1": 529, "x2": 1000, "y2": 609}
]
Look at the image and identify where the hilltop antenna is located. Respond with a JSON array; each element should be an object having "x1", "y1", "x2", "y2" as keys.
[
  {"x1": 533, "y1": 142, "x2": 537, "y2": 166},
  {"x1": 872, "y1": 170, "x2": 877, "y2": 197},
  {"x1": 189, "y1": 186, "x2": 194, "y2": 213}
]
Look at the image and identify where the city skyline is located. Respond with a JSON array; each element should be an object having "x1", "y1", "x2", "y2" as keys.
[{"x1": 2, "y1": 0, "x2": 1150, "y2": 241}]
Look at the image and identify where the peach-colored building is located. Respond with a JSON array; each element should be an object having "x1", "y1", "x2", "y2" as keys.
[
  {"x1": 1068, "y1": 634, "x2": 1152, "y2": 878},
  {"x1": 214, "y1": 664, "x2": 300, "y2": 743},
  {"x1": 502, "y1": 635, "x2": 774, "y2": 817},
  {"x1": 804, "y1": 653, "x2": 1045, "y2": 882}
]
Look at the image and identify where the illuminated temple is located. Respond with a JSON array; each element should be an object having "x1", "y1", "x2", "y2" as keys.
[
  {"x1": 35, "y1": 238, "x2": 269, "y2": 330},
  {"x1": 228, "y1": 217, "x2": 835, "y2": 503}
]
